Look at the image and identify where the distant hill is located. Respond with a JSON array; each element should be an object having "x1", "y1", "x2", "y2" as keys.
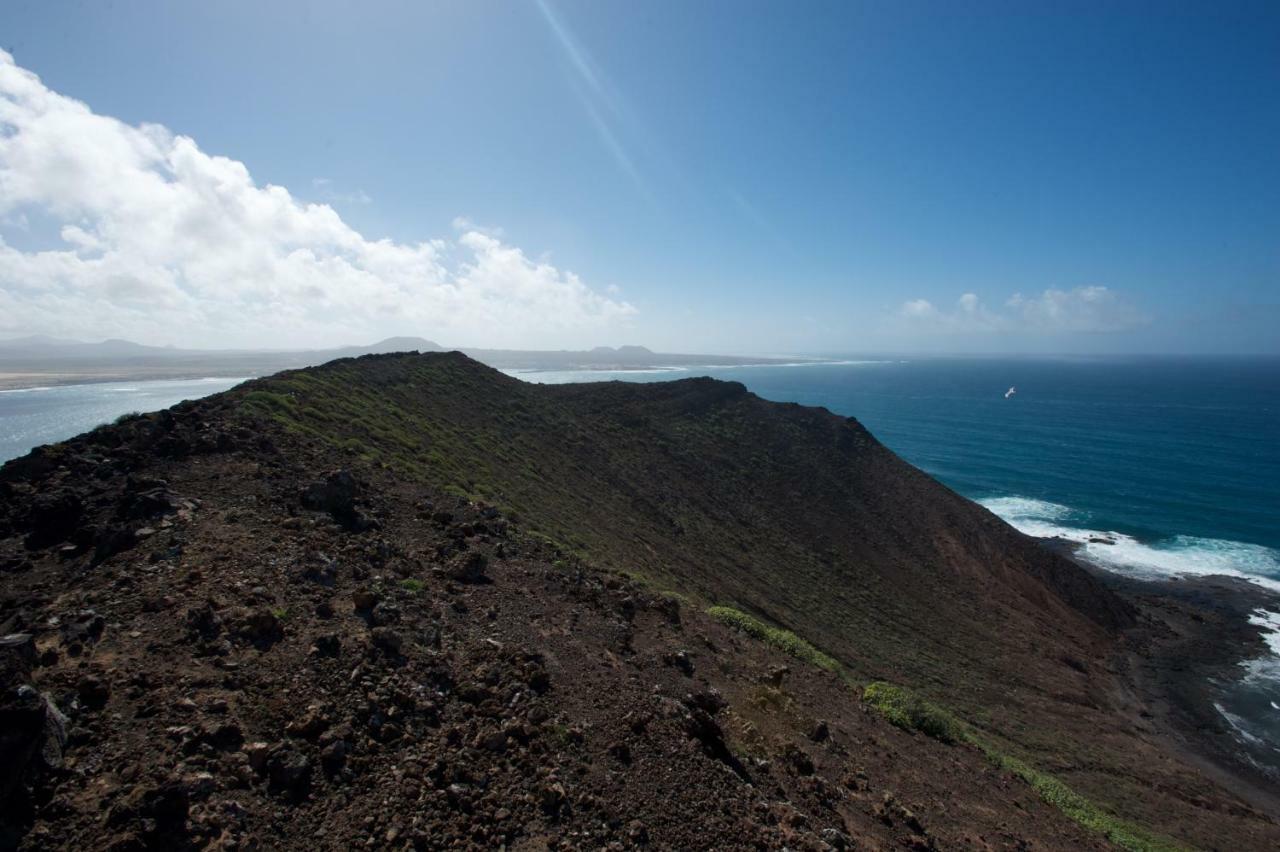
[
  {"x1": 0, "y1": 336, "x2": 816, "y2": 390},
  {"x1": 2, "y1": 351, "x2": 1273, "y2": 849}
]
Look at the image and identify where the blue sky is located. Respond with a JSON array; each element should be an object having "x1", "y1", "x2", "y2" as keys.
[{"x1": 0, "y1": 0, "x2": 1276, "y2": 353}]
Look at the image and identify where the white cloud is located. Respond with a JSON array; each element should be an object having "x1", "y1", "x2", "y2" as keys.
[
  {"x1": 0, "y1": 51, "x2": 635, "y2": 348},
  {"x1": 1005, "y1": 286, "x2": 1145, "y2": 332},
  {"x1": 900, "y1": 287, "x2": 1145, "y2": 334},
  {"x1": 311, "y1": 177, "x2": 372, "y2": 205}
]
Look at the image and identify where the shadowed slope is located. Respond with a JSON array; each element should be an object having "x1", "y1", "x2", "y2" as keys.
[{"x1": 2, "y1": 351, "x2": 1275, "y2": 850}]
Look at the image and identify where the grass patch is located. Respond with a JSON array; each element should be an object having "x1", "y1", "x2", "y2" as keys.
[
  {"x1": 989, "y1": 752, "x2": 1188, "y2": 852},
  {"x1": 399, "y1": 578, "x2": 424, "y2": 593},
  {"x1": 706, "y1": 605, "x2": 842, "y2": 673},
  {"x1": 862, "y1": 681, "x2": 967, "y2": 744},
  {"x1": 862, "y1": 681, "x2": 1186, "y2": 851}
]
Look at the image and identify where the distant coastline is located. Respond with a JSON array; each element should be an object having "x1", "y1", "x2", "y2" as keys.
[{"x1": 0, "y1": 335, "x2": 829, "y2": 391}]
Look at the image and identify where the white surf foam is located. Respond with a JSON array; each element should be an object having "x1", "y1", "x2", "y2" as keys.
[
  {"x1": 1248, "y1": 610, "x2": 1280, "y2": 656},
  {"x1": 977, "y1": 496, "x2": 1280, "y2": 593},
  {"x1": 979, "y1": 494, "x2": 1280, "y2": 768}
]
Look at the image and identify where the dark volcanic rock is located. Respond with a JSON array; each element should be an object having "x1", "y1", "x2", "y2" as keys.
[
  {"x1": 301, "y1": 470, "x2": 377, "y2": 531},
  {"x1": 267, "y1": 750, "x2": 313, "y2": 798},
  {"x1": 0, "y1": 351, "x2": 1269, "y2": 852},
  {"x1": 21, "y1": 490, "x2": 83, "y2": 549},
  {"x1": 0, "y1": 685, "x2": 67, "y2": 805},
  {"x1": 441, "y1": 550, "x2": 487, "y2": 583}
]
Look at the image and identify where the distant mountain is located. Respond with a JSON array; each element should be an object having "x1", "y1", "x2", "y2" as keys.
[
  {"x1": 0, "y1": 350, "x2": 1267, "y2": 849},
  {"x1": 327, "y1": 337, "x2": 446, "y2": 357},
  {"x1": 0, "y1": 335, "x2": 817, "y2": 390},
  {"x1": 590, "y1": 344, "x2": 654, "y2": 355},
  {"x1": 0, "y1": 334, "x2": 88, "y2": 348}
]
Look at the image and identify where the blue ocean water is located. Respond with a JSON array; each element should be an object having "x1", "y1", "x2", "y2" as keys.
[
  {"x1": 7, "y1": 361, "x2": 1275, "y2": 581},
  {"x1": 2, "y1": 358, "x2": 1279, "y2": 768},
  {"x1": 518, "y1": 355, "x2": 1280, "y2": 773},
  {"x1": 517, "y1": 357, "x2": 1280, "y2": 585},
  {"x1": 0, "y1": 377, "x2": 249, "y2": 463}
]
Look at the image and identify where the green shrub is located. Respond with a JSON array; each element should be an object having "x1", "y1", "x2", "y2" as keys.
[
  {"x1": 399, "y1": 578, "x2": 424, "y2": 593},
  {"x1": 863, "y1": 683, "x2": 1183, "y2": 849},
  {"x1": 862, "y1": 681, "x2": 967, "y2": 744},
  {"x1": 707, "y1": 605, "x2": 841, "y2": 673},
  {"x1": 989, "y1": 752, "x2": 1186, "y2": 852}
]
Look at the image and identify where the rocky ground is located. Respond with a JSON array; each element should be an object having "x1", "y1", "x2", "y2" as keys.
[
  {"x1": 2, "y1": 352, "x2": 1278, "y2": 851},
  {"x1": 0, "y1": 396, "x2": 1110, "y2": 851}
]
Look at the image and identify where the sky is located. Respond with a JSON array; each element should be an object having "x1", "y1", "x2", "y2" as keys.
[{"x1": 0, "y1": 0, "x2": 1277, "y2": 355}]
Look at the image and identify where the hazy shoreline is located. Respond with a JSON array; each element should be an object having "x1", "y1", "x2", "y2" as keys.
[{"x1": 0, "y1": 336, "x2": 827, "y2": 391}]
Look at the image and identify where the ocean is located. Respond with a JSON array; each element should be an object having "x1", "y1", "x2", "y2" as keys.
[
  {"x1": 520, "y1": 357, "x2": 1280, "y2": 576},
  {"x1": 3, "y1": 359, "x2": 1277, "y2": 579},
  {"x1": 2, "y1": 357, "x2": 1278, "y2": 767},
  {"x1": 517, "y1": 355, "x2": 1280, "y2": 775},
  {"x1": 0, "y1": 377, "x2": 249, "y2": 464}
]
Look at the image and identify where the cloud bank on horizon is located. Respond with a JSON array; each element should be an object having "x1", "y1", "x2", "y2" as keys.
[
  {"x1": 900, "y1": 286, "x2": 1147, "y2": 336},
  {"x1": 0, "y1": 51, "x2": 635, "y2": 349}
]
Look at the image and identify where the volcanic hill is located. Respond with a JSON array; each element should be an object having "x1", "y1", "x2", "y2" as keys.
[{"x1": 0, "y1": 351, "x2": 1275, "y2": 850}]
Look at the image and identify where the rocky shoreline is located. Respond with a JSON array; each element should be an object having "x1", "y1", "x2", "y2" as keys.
[
  {"x1": 1042, "y1": 536, "x2": 1280, "y2": 811},
  {"x1": 3, "y1": 351, "x2": 1278, "y2": 849}
]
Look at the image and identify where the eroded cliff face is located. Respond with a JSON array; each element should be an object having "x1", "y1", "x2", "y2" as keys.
[{"x1": 0, "y1": 352, "x2": 1272, "y2": 850}]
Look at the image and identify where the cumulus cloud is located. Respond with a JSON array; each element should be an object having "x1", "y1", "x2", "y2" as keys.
[
  {"x1": 900, "y1": 287, "x2": 1145, "y2": 334},
  {"x1": 0, "y1": 51, "x2": 634, "y2": 348}
]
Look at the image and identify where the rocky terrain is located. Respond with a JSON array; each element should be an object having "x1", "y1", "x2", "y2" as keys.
[{"x1": 1, "y1": 351, "x2": 1276, "y2": 850}]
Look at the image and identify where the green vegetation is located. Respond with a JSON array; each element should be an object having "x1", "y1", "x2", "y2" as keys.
[
  {"x1": 989, "y1": 752, "x2": 1187, "y2": 852},
  {"x1": 399, "y1": 578, "x2": 424, "y2": 593},
  {"x1": 221, "y1": 353, "x2": 1199, "y2": 851},
  {"x1": 862, "y1": 681, "x2": 967, "y2": 745},
  {"x1": 707, "y1": 605, "x2": 842, "y2": 673},
  {"x1": 861, "y1": 681, "x2": 1187, "y2": 852},
  {"x1": 271, "y1": 606, "x2": 289, "y2": 620}
]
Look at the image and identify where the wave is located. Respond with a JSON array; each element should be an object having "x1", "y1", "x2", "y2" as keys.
[
  {"x1": 0, "y1": 385, "x2": 54, "y2": 394},
  {"x1": 978, "y1": 494, "x2": 1280, "y2": 764},
  {"x1": 1249, "y1": 609, "x2": 1280, "y2": 656},
  {"x1": 977, "y1": 495, "x2": 1280, "y2": 592}
]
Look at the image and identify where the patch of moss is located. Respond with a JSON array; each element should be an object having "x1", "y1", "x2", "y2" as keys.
[
  {"x1": 988, "y1": 752, "x2": 1188, "y2": 852},
  {"x1": 862, "y1": 682, "x2": 1187, "y2": 851},
  {"x1": 862, "y1": 681, "x2": 967, "y2": 745},
  {"x1": 707, "y1": 605, "x2": 842, "y2": 673},
  {"x1": 399, "y1": 578, "x2": 424, "y2": 593}
]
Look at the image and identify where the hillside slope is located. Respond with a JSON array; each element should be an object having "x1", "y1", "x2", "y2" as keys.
[{"x1": 1, "y1": 351, "x2": 1275, "y2": 850}]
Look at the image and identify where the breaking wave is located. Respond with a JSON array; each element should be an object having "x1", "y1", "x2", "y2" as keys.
[{"x1": 977, "y1": 495, "x2": 1280, "y2": 592}]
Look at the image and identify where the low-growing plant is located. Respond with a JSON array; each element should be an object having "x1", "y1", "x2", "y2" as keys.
[
  {"x1": 399, "y1": 578, "x2": 424, "y2": 593},
  {"x1": 862, "y1": 681, "x2": 967, "y2": 745},
  {"x1": 706, "y1": 605, "x2": 842, "y2": 673},
  {"x1": 988, "y1": 752, "x2": 1187, "y2": 852},
  {"x1": 862, "y1": 681, "x2": 1185, "y2": 851}
]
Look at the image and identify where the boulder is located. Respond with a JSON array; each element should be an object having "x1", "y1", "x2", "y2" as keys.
[
  {"x1": 22, "y1": 489, "x2": 84, "y2": 549},
  {"x1": 267, "y1": 750, "x2": 312, "y2": 798},
  {"x1": 301, "y1": 470, "x2": 377, "y2": 531},
  {"x1": 442, "y1": 550, "x2": 487, "y2": 583},
  {"x1": 0, "y1": 685, "x2": 68, "y2": 805}
]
